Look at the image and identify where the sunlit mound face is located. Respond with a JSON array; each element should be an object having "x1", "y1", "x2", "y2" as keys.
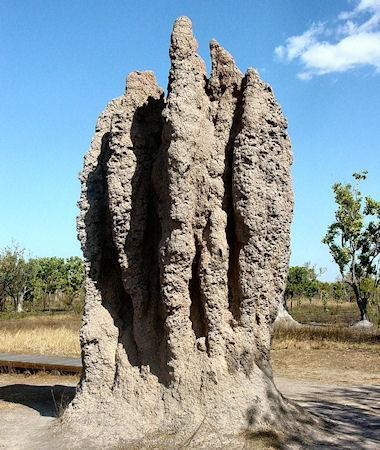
[{"x1": 64, "y1": 16, "x2": 300, "y2": 449}]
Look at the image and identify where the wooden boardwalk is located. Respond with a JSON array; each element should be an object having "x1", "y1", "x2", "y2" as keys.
[{"x1": 0, "y1": 353, "x2": 82, "y2": 373}]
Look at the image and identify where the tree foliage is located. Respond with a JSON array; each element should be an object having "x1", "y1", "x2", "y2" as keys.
[
  {"x1": 0, "y1": 244, "x2": 84, "y2": 312},
  {"x1": 285, "y1": 264, "x2": 320, "y2": 306},
  {"x1": 323, "y1": 171, "x2": 380, "y2": 322},
  {"x1": 0, "y1": 244, "x2": 33, "y2": 312}
]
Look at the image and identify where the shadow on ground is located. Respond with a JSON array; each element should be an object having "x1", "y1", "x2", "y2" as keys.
[
  {"x1": 289, "y1": 383, "x2": 380, "y2": 449},
  {"x1": 0, "y1": 384, "x2": 76, "y2": 417}
]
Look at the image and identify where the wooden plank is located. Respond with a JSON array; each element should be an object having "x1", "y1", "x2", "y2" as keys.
[{"x1": 0, "y1": 353, "x2": 82, "y2": 373}]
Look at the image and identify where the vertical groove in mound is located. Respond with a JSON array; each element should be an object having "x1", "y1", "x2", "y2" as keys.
[
  {"x1": 189, "y1": 238, "x2": 207, "y2": 339},
  {"x1": 106, "y1": 72, "x2": 166, "y2": 379},
  {"x1": 92, "y1": 133, "x2": 140, "y2": 368},
  {"x1": 207, "y1": 40, "x2": 244, "y2": 327}
]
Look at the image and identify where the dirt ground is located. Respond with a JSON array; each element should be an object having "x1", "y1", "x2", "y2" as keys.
[
  {"x1": 0, "y1": 373, "x2": 76, "y2": 449},
  {"x1": 275, "y1": 377, "x2": 380, "y2": 449},
  {"x1": 0, "y1": 372, "x2": 379, "y2": 449},
  {"x1": 272, "y1": 348, "x2": 380, "y2": 384}
]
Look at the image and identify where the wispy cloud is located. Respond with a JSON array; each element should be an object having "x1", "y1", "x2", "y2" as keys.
[{"x1": 275, "y1": 0, "x2": 380, "y2": 79}]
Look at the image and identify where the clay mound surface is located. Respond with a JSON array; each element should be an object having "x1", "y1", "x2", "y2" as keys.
[{"x1": 60, "y1": 16, "x2": 319, "y2": 449}]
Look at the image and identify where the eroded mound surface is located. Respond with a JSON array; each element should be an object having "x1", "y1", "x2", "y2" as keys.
[{"x1": 63, "y1": 16, "x2": 308, "y2": 448}]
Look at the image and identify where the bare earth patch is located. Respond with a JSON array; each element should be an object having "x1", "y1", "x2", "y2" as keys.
[
  {"x1": 0, "y1": 374, "x2": 76, "y2": 450},
  {"x1": 272, "y1": 348, "x2": 380, "y2": 385},
  {"x1": 0, "y1": 373, "x2": 379, "y2": 449},
  {"x1": 275, "y1": 377, "x2": 380, "y2": 449}
]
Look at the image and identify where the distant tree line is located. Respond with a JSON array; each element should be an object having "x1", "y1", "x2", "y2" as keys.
[
  {"x1": 285, "y1": 262, "x2": 380, "y2": 323},
  {"x1": 0, "y1": 244, "x2": 84, "y2": 313},
  {"x1": 285, "y1": 264, "x2": 351, "y2": 307},
  {"x1": 0, "y1": 241, "x2": 378, "y2": 322}
]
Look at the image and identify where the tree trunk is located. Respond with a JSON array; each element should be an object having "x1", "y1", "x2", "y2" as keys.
[
  {"x1": 352, "y1": 283, "x2": 370, "y2": 322},
  {"x1": 16, "y1": 294, "x2": 24, "y2": 313},
  {"x1": 62, "y1": 17, "x2": 316, "y2": 448},
  {"x1": 350, "y1": 282, "x2": 373, "y2": 327},
  {"x1": 358, "y1": 297, "x2": 369, "y2": 321}
]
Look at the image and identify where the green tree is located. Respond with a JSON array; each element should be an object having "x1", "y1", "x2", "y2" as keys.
[
  {"x1": 323, "y1": 171, "x2": 380, "y2": 323},
  {"x1": 31, "y1": 257, "x2": 66, "y2": 310},
  {"x1": 331, "y1": 280, "x2": 346, "y2": 302},
  {"x1": 26, "y1": 256, "x2": 85, "y2": 311},
  {"x1": 62, "y1": 256, "x2": 85, "y2": 310},
  {"x1": 0, "y1": 244, "x2": 85, "y2": 313},
  {"x1": 0, "y1": 244, "x2": 34, "y2": 312},
  {"x1": 285, "y1": 264, "x2": 319, "y2": 308}
]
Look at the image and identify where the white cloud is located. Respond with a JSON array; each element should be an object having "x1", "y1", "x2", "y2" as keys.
[
  {"x1": 275, "y1": 0, "x2": 380, "y2": 79},
  {"x1": 275, "y1": 23, "x2": 324, "y2": 61},
  {"x1": 302, "y1": 33, "x2": 380, "y2": 73},
  {"x1": 339, "y1": 0, "x2": 380, "y2": 31},
  {"x1": 297, "y1": 72, "x2": 313, "y2": 81}
]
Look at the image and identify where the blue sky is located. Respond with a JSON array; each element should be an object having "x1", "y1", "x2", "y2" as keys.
[{"x1": 1, "y1": 0, "x2": 379, "y2": 280}]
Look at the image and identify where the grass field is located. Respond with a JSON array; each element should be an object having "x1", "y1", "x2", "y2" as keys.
[
  {"x1": 0, "y1": 313, "x2": 80, "y2": 357},
  {"x1": 0, "y1": 301, "x2": 379, "y2": 384},
  {"x1": 286, "y1": 297, "x2": 379, "y2": 324}
]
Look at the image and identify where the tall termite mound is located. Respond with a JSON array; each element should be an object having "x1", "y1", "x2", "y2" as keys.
[{"x1": 64, "y1": 16, "x2": 308, "y2": 448}]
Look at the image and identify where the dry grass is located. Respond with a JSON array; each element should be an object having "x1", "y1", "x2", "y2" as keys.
[
  {"x1": 0, "y1": 327, "x2": 80, "y2": 357},
  {"x1": 0, "y1": 313, "x2": 80, "y2": 357},
  {"x1": 272, "y1": 323, "x2": 380, "y2": 384},
  {"x1": 287, "y1": 298, "x2": 380, "y2": 325},
  {"x1": 272, "y1": 347, "x2": 380, "y2": 384},
  {"x1": 288, "y1": 299, "x2": 357, "y2": 324},
  {"x1": 273, "y1": 324, "x2": 380, "y2": 350},
  {"x1": 0, "y1": 313, "x2": 81, "y2": 331},
  {"x1": 0, "y1": 372, "x2": 79, "y2": 384},
  {"x1": 0, "y1": 310, "x2": 379, "y2": 385}
]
